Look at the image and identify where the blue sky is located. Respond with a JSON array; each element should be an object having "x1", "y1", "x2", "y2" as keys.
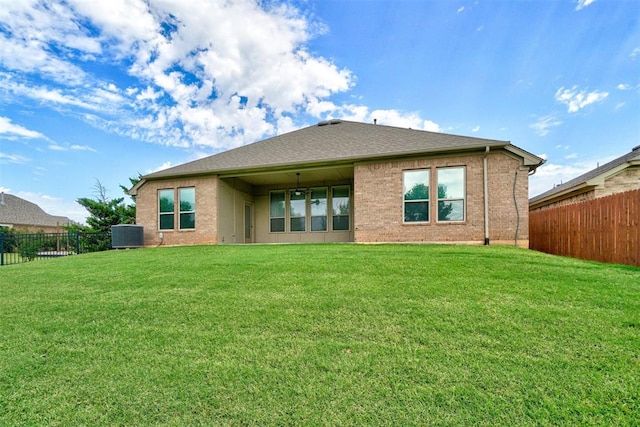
[{"x1": 1, "y1": 0, "x2": 638, "y2": 223}]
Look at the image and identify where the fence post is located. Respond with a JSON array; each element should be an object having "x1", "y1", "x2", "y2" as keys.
[
  {"x1": 0, "y1": 232, "x2": 4, "y2": 266},
  {"x1": 76, "y1": 231, "x2": 80, "y2": 255}
]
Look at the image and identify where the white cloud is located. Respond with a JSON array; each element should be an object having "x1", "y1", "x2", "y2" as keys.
[
  {"x1": 69, "y1": 144, "x2": 96, "y2": 152},
  {"x1": 529, "y1": 155, "x2": 617, "y2": 198},
  {"x1": 575, "y1": 0, "x2": 596, "y2": 11},
  {"x1": 337, "y1": 106, "x2": 441, "y2": 132},
  {"x1": 48, "y1": 142, "x2": 97, "y2": 152},
  {"x1": 472, "y1": 126, "x2": 480, "y2": 133},
  {"x1": 631, "y1": 47, "x2": 640, "y2": 59},
  {"x1": 554, "y1": 86, "x2": 608, "y2": 113},
  {"x1": 0, "y1": 0, "x2": 443, "y2": 152},
  {"x1": 617, "y1": 83, "x2": 631, "y2": 90},
  {"x1": 146, "y1": 161, "x2": 174, "y2": 174},
  {"x1": 530, "y1": 114, "x2": 562, "y2": 136},
  {"x1": 457, "y1": 7, "x2": 465, "y2": 14},
  {"x1": 0, "y1": 151, "x2": 30, "y2": 164},
  {"x1": 0, "y1": 116, "x2": 47, "y2": 140},
  {"x1": 529, "y1": 162, "x2": 592, "y2": 197}
]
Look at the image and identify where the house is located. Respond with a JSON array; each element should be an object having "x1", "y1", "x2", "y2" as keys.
[
  {"x1": 0, "y1": 193, "x2": 74, "y2": 232},
  {"x1": 129, "y1": 120, "x2": 544, "y2": 247},
  {"x1": 529, "y1": 145, "x2": 640, "y2": 211}
]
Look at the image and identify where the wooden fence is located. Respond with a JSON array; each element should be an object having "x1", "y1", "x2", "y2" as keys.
[{"x1": 529, "y1": 189, "x2": 639, "y2": 267}]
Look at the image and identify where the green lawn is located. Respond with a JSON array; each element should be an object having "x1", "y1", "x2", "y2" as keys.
[{"x1": 1, "y1": 244, "x2": 638, "y2": 426}]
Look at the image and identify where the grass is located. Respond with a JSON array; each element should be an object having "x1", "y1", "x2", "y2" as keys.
[{"x1": 1, "y1": 244, "x2": 639, "y2": 426}]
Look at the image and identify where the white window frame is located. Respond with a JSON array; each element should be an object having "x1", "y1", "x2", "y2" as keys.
[
  {"x1": 269, "y1": 190, "x2": 286, "y2": 233},
  {"x1": 310, "y1": 187, "x2": 328, "y2": 232},
  {"x1": 436, "y1": 166, "x2": 466, "y2": 222},
  {"x1": 403, "y1": 169, "x2": 430, "y2": 224},
  {"x1": 158, "y1": 189, "x2": 175, "y2": 231},
  {"x1": 289, "y1": 190, "x2": 307, "y2": 232},
  {"x1": 178, "y1": 187, "x2": 196, "y2": 230},
  {"x1": 331, "y1": 186, "x2": 351, "y2": 231}
]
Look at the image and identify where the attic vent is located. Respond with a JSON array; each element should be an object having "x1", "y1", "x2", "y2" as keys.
[
  {"x1": 317, "y1": 119, "x2": 342, "y2": 126},
  {"x1": 633, "y1": 144, "x2": 640, "y2": 152},
  {"x1": 111, "y1": 224, "x2": 144, "y2": 248}
]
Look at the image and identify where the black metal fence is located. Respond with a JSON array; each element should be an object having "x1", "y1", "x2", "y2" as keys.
[{"x1": 0, "y1": 231, "x2": 111, "y2": 266}]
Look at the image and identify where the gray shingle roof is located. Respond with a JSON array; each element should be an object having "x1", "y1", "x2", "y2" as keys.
[
  {"x1": 0, "y1": 193, "x2": 73, "y2": 228},
  {"x1": 143, "y1": 120, "x2": 542, "y2": 180},
  {"x1": 530, "y1": 146, "x2": 640, "y2": 204}
]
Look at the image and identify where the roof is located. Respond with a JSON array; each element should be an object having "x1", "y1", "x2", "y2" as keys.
[
  {"x1": 0, "y1": 193, "x2": 73, "y2": 228},
  {"x1": 133, "y1": 120, "x2": 544, "y2": 191},
  {"x1": 530, "y1": 145, "x2": 640, "y2": 206}
]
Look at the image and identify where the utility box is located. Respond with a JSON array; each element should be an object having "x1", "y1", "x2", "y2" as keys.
[{"x1": 111, "y1": 224, "x2": 144, "y2": 248}]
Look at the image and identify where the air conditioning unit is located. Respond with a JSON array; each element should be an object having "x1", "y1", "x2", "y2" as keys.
[{"x1": 111, "y1": 224, "x2": 144, "y2": 249}]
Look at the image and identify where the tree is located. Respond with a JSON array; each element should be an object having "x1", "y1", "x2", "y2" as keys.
[
  {"x1": 76, "y1": 179, "x2": 136, "y2": 233},
  {"x1": 120, "y1": 174, "x2": 141, "y2": 203},
  {"x1": 404, "y1": 183, "x2": 429, "y2": 201},
  {"x1": 437, "y1": 184, "x2": 453, "y2": 221}
]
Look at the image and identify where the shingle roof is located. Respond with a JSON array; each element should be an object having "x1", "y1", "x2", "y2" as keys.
[
  {"x1": 0, "y1": 193, "x2": 73, "y2": 228},
  {"x1": 143, "y1": 120, "x2": 542, "y2": 180},
  {"x1": 530, "y1": 146, "x2": 640, "y2": 204}
]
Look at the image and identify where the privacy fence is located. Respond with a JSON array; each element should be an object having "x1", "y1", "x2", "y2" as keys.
[
  {"x1": 0, "y1": 231, "x2": 111, "y2": 266},
  {"x1": 529, "y1": 189, "x2": 639, "y2": 267}
]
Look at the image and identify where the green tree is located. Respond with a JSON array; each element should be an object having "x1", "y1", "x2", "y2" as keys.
[
  {"x1": 438, "y1": 184, "x2": 453, "y2": 221},
  {"x1": 76, "y1": 179, "x2": 136, "y2": 234},
  {"x1": 404, "y1": 183, "x2": 429, "y2": 200},
  {"x1": 120, "y1": 174, "x2": 141, "y2": 203}
]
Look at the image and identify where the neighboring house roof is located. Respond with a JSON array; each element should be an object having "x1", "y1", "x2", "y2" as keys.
[
  {"x1": 132, "y1": 120, "x2": 543, "y2": 192},
  {"x1": 0, "y1": 193, "x2": 73, "y2": 228},
  {"x1": 530, "y1": 145, "x2": 640, "y2": 207}
]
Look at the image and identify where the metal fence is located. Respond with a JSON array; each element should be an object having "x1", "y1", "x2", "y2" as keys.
[{"x1": 0, "y1": 231, "x2": 111, "y2": 266}]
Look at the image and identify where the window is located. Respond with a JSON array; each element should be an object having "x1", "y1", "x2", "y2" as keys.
[
  {"x1": 332, "y1": 186, "x2": 350, "y2": 231},
  {"x1": 270, "y1": 191, "x2": 285, "y2": 232},
  {"x1": 310, "y1": 188, "x2": 328, "y2": 231},
  {"x1": 437, "y1": 167, "x2": 465, "y2": 222},
  {"x1": 158, "y1": 189, "x2": 175, "y2": 230},
  {"x1": 179, "y1": 187, "x2": 196, "y2": 229},
  {"x1": 290, "y1": 190, "x2": 306, "y2": 232},
  {"x1": 403, "y1": 170, "x2": 430, "y2": 223}
]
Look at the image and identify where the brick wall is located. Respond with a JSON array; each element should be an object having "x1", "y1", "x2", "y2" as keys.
[
  {"x1": 353, "y1": 151, "x2": 529, "y2": 246},
  {"x1": 597, "y1": 166, "x2": 640, "y2": 197},
  {"x1": 135, "y1": 176, "x2": 218, "y2": 247}
]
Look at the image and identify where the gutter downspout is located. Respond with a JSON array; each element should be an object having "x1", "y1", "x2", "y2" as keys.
[
  {"x1": 513, "y1": 167, "x2": 520, "y2": 247},
  {"x1": 483, "y1": 146, "x2": 490, "y2": 245}
]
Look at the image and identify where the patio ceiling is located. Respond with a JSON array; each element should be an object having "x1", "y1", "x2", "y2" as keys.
[{"x1": 219, "y1": 165, "x2": 354, "y2": 186}]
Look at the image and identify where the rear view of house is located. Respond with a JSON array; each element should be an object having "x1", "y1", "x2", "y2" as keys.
[{"x1": 129, "y1": 120, "x2": 544, "y2": 247}]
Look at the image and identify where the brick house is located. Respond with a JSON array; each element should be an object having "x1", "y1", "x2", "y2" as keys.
[
  {"x1": 529, "y1": 145, "x2": 640, "y2": 211},
  {"x1": 129, "y1": 120, "x2": 544, "y2": 247},
  {"x1": 0, "y1": 193, "x2": 74, "y2": 232}
]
